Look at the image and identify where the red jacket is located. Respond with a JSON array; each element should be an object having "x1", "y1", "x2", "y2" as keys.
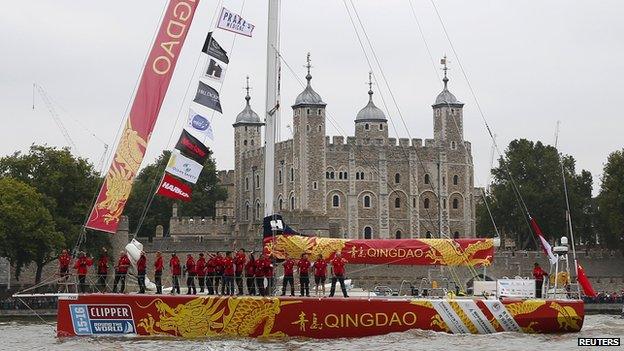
[
  {"x1": 116, "y1": 255, "x2": 131, "y2": 274},
  {"x1": 196, "y1": 257, "x2": 206, "y2": 276},
  {"x1": 533, "y1": 266, "x2": 548, "y2": 281},
  {"x1": 154, "y1": 256, "x2": 164, "y2": 273},
  {"x1": 313, "y1": 258, "x2": 327, "y2": 277},
  {"x1": 97, "y1": 255, "x2": 108, "y2": 274},
  {"x1": 283, "y1": 258, "x2": 295, "y2": 276},
  {"x1": 186, "y1": 257, "x2": 196, "y2": 275},
  {"x1": 205, "y1": 257, "x2": 216, "y2": 274},
  {"x1": 74, "y1": 256, "x2": 92, "y2": 275},
  {"x1": 260, "y1": 257, "x2": 273, "y2": 277},
  {"x1": 223, "y1": 257, "x2": 235, "y2": 276},
  {"x1": 59, "y1": 253, "x2": 71, "y2": 269},
  {"x1": 215, "y1": 256, "x2": 224, "y2": 274},
  {"x1": 137, "y1": 255, "x2": 147, "y2": 273},
  {"x1": 234, "y1": 253, "x2": 247, "y2": 273},
  {"x1": 297, "y1": 258, "x2": 311, "y2": 275},
  {"x1": 331, "y1": 257, "x2": 347, "y2": 276},
  {"x1": 170, "y1": 256, "x2": 181, "y2": 275},
  {"x1": 245, "y1": 259, "x2": 256, "y2": 276},
  {"x1": 254, "y1": 258, "x2": 266, "y2": 277}
]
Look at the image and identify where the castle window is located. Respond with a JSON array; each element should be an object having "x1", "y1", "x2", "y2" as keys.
[
  {"x1": 331, "y1": 171, "x2": 335, "y2": 179},
  {"x1": 453, "y1": 231, "x2": 460, "y2": 239},
  {"x1": 394, "y1": 197, "x2": 401, "y2": 208},
  {"x1": 290, "y1": 167, "x2": 294, "y2": 182},
  {"x1": 307, "y1": 108, "x2": 310, "y2": 116},
  {"x1": 364, "y1": 226, "x2": 372, "y2": 239},
  {"x1": 245, "y1": 203, "x2": 250, "y2": 220},
  {"x1": 360, "y1": 171, "x2": 365, "y2": 180},
  {"x1": 443, "y1": 199, "x2": 447, "y2": 209},
  {"x1": 424, "y1": 198, "x2": 430, "y2": 209},
  {"x1": 256, "y1": 174, "x2": 260, "y2": 188},
  {"x1": 363, "y1": 195, "x2": 371, "y2": 208},
  {"x1": 452, "y1": 198, "x2": 459, "y2": 209},
  {"x1": 379, "y1": 123, "x2": 384, "y2": 131},
  {"x1": 394, "y1": 173, "x2": 400, "y2": 184},
  {"x1": 290, "y1": 195, "x2": 296, "y2": 210},
  {"x1": 317, "y1": 108, "x2": 322, "y2": 115},
  {"x1": 251, "y1": 140, "x2": 254, "y2": 146},
  {"x1": 244, "y1": 140, "x2": 248, "y2": 146},
  {"x1": 338, "y1": 172, "x2": 343, "y2": 180},
  {"x1": 306, "y1": 124, "x2": 310, "y2": 132},
  {"x1": 412, "y1": 198, "x2": 416, "y2": 208},
  {"x1": 451, "y1": 141, "x2": 457, "y2": 150},
  {"x1": 356, "y1": 172, "x2": 360, "y2": 180},
  {"x1": 424, "y1": 174, "x2": 430, "y2": 184},
  {"x1": 256, "y1": 202, "x2": 261, "y2": 220},
  {"x1": 223, "y1": 215, "x2": 227, "y2": 223},
  {"x1": 245, "y1": 126, "x2": 248, "y2": 131},
  {"x1": 318, "y1": 125, "x2": 322, "y2": 132},
  {"x1": 443, "y1": 176, "x2": 446, "y2": 186},
  {"x1": 426, "y1": 231, "x2": 432, "y2": 238},
  {"x1": 453, "y1": 175, "x2": 459, "y2": 185},
  {"x1": 332, "y1": 194, "x2": 340, "y2": 207},
  {"x1": 313, "y1": 181, "x2": 318, "y2": 190},
  {"x1": 365, "y1": 123, "x2": 370, "y2": 130},
  {"x1": 395, "y1": 230, "x2": 402, "y2": 239},
  {"x1": 326, "y1": 171, "x2": 330, "y2": 179},
  {"x1": 279, "y1": 197, "x2": 284, "y2": 211},
  {"x1": 245, "y1": 177, "x2": 249, "y2": 191},
  {"x1": 278, "y1": 169, "x2": 283, "y2": 184}
]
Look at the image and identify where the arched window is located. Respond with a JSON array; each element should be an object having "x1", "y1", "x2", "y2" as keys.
[
  {"x1": 255, "y1": 202, "x2": 260, "y2": 219},
  {"x1": 278, "y1": 169, "x2": 283, "y2": 184},
  {"x1": 356, "y1": 172, "x2": 360, "y2": 180},
  {"x1": 451, "y1": 141, "x2": 456, "y2": 150},
  {"x1": 279, "y1": 197, "x2": 283, "y2": 211},
  {"x1": 364, "y1": 226, "x2": 372, "y2": 239},
  {"x1": 443, "y1": 199, "x2": 447, "y2": 209},
  {"x1": 245, "y1": 126, "x2": 248, "y2": 131},
  {"x1": 453, "y1": 231, "x2": 460, "y2": 239},
  {"x1": 245, "y1": 177, "x2": 249, "y2": 190},
  {"x1": 394, "y1": 173, "x2": 400, "y2": 184},
  {"x1": 222, "y1": 215, "x2": 227, "y2": 223},
  {"x1": 379, "y1": 123, "x2": 384, "y2": 131},
  {"x1": 395, "y1": 230, "x2": 402, "y2": 239},
  {"x1": 290, "y1": 167, "x2": 294, "y2": 181},
  {"x1": 330, "y1": 171, "x2": 335, "y2": 179},
  {"x1": 360, "y1": 171, "x2": 365, "y2": 180},
  {"x1": 426, "y1": 231, "x2": 432, "y2": 238},
  {"x1": 255, "y1": 174, "x2": 260, "y2": 188},
  {"x1": 363, "y1": 195, "x2": 371, "y2": 208},
  {"x1": 424, "y1": 198, "x2": 430, "y2": 209},
  {"x1": 306, "y1": 108, "x2": 310, "y2": 116},
  {"x1": 424, "y1": 174, "x2": 430, "y2": 184},
  {"x1": 452, "y1": 198, "x2": 459, "y2": 209},
  {"x1": 313, "y1": 181, "x2": 318, "y2": 190},
  {"x1": 412, "y1": 198, "x2": 416, "y2": 208},
  {"x1": 317, "y1": 108, "x2": 322, "y2": 115},
  {"x1": 365, "y1": 123, "x2": 370, "y2": 130},
  {"x1": 251, "y1": 139, "x2": 254, "y2": 146},
  {"x1": 306, "y1": 124, "x2": 310, "y2": 132},
  {"x1": 453, "y1": 175, "x2": 458, "y2": 185},
  {"x1": 245, "y1": 203, "x2": 250, "y2": 220},
  {"x1": 290, "y1": 196, "x2": 295, "y2": 210},
  {"x1": 394, "y1": 197, "x2": 401, "y2": 208},
  {"x1": 332, "y1": 194, "x2": 340, "y2": 207},
  {"x1": 343, "y1": 172, "x2": 348, "y2": 179}
]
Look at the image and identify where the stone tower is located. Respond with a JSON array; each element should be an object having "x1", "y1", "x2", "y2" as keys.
[
  {"x1": 233, "y1": 77, "x2": 264, "y2": 221},
  {"x1": 433, "y1": 58, "x2": 464, "y2": 145},
  {"x1": 291, "y1": 53, "x2": 327, "y2": 212},
  {"x1": 354, "y1": 72, "x2": 388, "y2": 141}
]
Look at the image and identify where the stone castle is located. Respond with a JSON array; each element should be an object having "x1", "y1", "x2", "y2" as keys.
[{"x1": 169, "y1": 55, "x2": 478, "y2": 243}]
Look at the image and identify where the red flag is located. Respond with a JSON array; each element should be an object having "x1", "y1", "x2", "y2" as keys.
[
  {"x1": 576, "y1": 262, "x2": 596, "y2": 297},
  {"x1": 156, "y1": 174, "x2": 192, "y2": 202},
  {"x1": 529, "y1": 217, "x2": 557, "y2": 265}
]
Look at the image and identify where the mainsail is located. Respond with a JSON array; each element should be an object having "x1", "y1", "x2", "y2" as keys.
[{"x1": 86, "y1": 0, "x2": 200, "y2": 233}]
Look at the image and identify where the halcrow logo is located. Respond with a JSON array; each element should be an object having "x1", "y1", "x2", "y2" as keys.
[
  {"x1": 191, "y1": 114, "x2": 209, "y2": 131},
  {"x1": 162, "y1": 182, "x2": 189, "y2": 198}
]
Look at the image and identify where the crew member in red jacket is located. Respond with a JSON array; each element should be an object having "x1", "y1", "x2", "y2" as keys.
[
  {"x1": 223, "y1": 251, "x2": 235, "y2": 296},
  {"x1": 234, "y1": 249, "x2": 247, "y2": 295},
  {"x1": 263, "y1": 254, "x2": 275, "y2": 296},
  {"x1": 245, "y1": 253, "x2": 256, "y2": 296},
  {"x1": 297, "y1": 253, "x2": 311, "y2": 297},
  {"x1": 58, "y1": 249, "x2": 71, "y2": 282},
  {"x1": 328, "y1": 252, "x2": 348, "y2": 298},
  {"x1": 533, "y1": 262, "x2": 548, "y2": 298},
  {"x1": 169, "y1": 253, "x2": 181, "y2": 294},
  {"x1": 214, "y1": 252, "x2": 224, "y2": 295},
  {"x1": 112, "y1": 251, "x2": 130, "y2": 293},
  {"x1": 196, "y1": 253, "x2": 206, "y2": 293},
  {"x1": 73, "y1": 251, "x2": 93, "y2": 293},
  {"x1": 137, "y1": 251, "x2": 147, "y2": 294},
  {"x1": 96, "y1": 248, "x2": 109, "y2": 292},
  {"x1": 185, "y1": 254, "x2": 197, "y2": 295},
  {"x1": 313, "y1": 254, "x2": 328, "y2": 296},
  {"x1": 154, "y1": 251, "x2": 164, "y2": 294},
  {"x1": 255, "y1": 253, "x2": 267, "y2": 296},
  {"x1": 205, "y1": 253, "x2": 216, "y2": 295},
  {"x1": 281, "y1": 253, "x2": 295, "y2": 296}
]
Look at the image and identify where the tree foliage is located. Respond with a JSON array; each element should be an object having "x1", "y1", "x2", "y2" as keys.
[
  {"x1": 477, "y1": 139, "x2": 595, "y2": 249},
  {"x1": 124, "y1": 150, "x2": 227, "y2": 238},
  {"x1": 596, "y1": 149, "x2": 624, "y2": 255}
]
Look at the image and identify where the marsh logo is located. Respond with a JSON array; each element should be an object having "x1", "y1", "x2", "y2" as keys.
[
  {"x1": 70, "y1": 304, "x2": 136, "y2": 335},
  {"x1": 191, "y1": 114, "x2": 209, "y2": 131}
]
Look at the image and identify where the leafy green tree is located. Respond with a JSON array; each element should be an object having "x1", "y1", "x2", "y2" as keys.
[
  {"x1": 596, "y1": 149, "x2": 624, "y2": 255},
  {"x1": 124, "y1": 149, "x2": 227, "y2": 238},
  {"x1": 477, "y1": 139, "x2": 595, "y2": 249},
  {"x1": 0, "y1": 177, "x2": 64, "y2": 282},
  {"x1": 0, "y1": 145, "x2": 110, "y2": 256}
]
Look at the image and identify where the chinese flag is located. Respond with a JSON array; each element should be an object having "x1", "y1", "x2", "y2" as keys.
[{"x1": 577, "y1": 262, "x2": 596, "y2": 297}]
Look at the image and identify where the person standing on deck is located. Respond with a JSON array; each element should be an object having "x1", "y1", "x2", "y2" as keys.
[
  {"x1": 223, "y1": 251, "x2": 235, "y2": 296},
  {"x1": 169, "y1": 253, "x2": 181, "y2": 294},
  {"x1": 112, "y1": 251, "x2": 130, "y2": 293},
  {"x1": 74, "y1": 251, "x2": 92, "y2": 293},
  {"x1": 328, "y1": 252, "x2": 348, "y2": 298},
  {"x1": 281, "y1": 253, "x2": 295, "y2": 296},
  {"x1": 214, "y1": 252, "x2": 224, "y2": 295},
  {"x1": 137, "y1": 251, "x2": 147, "y2": 294},
  {"x1": 154, "y1": 251, "x2": 164, "y2": 294},
  {"x1": 313, "y1": 254, "x2": 328, "y2": 296},
  {"x1": 263, "y1": 254, "x2": 275, "y2": 296},
  {"x1": 234, "y1": 249, "x2": 247, "y2": 295},
  {"x1": 58, "y1": 249, "x2": 71, "y2": 290},
  {"x1": 245, "y1": 253, "x2": 256, "y2": 296},
  {"x1": 185, "y1": 254, "x2": 197, "y2": 295},
  {"x1": 533, "y1": 262, "x2": 548, "y2": 298},
  {"x1": 255, "y1": 253, "x2": 267, "y2": 296},
  {"x1": 297, "y1": 253, "x2": 311, "y2": 297},
  {"x1": 96, "y1": 248, "x2": 109, "y2": 292},
  {"x1": 196, "y1": 253, "x2": 206, "y2": 293},
  {"x1": 205, "y1": 253, "x2": 216, "y2": 295}
]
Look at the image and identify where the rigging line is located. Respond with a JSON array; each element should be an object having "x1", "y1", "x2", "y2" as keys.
[{"x1": 407, "y1": 0, "x2": 441, "y2": 83}]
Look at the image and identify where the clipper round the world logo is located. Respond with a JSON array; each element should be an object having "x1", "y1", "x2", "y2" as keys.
[{"x1": 191, "y1": 114, "x2": 209, "y2": 131}]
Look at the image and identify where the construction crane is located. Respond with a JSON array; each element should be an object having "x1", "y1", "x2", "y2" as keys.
[{"x1": 33, "y1": 83, "x2": 79, "y2": 154}]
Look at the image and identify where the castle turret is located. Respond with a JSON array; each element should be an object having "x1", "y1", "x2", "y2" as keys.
[
  {"x1": 432, "y1": 57, "x2": 464, "y2": 146},
  {"x1": 355, "y1": 72, "x2": 388, "y2": 141},
  {"x1": 291, "y1": 53, "x2": 326, "y2": 213}
]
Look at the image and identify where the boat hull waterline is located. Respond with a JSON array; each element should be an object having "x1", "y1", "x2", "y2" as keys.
[{"x1": 56, "y1": 294, "x2": 584, "y2": 338}]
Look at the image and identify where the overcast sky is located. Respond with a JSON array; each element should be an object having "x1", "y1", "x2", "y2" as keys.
[{"x1": 1, "y1": 1, "x2": 622, "y2": 195}]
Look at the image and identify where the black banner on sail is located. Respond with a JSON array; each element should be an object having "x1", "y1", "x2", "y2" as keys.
[
  {"x1": 205, "y1": 58, "x2": 225, "y2": 82},
  {"x1": 175, "y1": 129, "x2": 210, "y2": 164},
  {"x1": 201, "y1": 32, "x2": 229, "y2": 64},
  {"x1": 193, "y1": 81, "x2": 222, "y2": 113}
]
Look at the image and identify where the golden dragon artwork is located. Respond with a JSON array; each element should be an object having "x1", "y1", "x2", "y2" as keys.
[
  {"x1": 266, "y1": 235, "x2": 347, "y2": 260},
  {"x1": 136, "y1": 296, "x2": 301, "y2": 338},
  {"x1": 424, "y1": 239, "x2": 493, "y2": 266}
]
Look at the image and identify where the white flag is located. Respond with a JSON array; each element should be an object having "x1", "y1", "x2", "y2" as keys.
[
  {"x1": 186, "y1": 109, "x2": 214, "y2": 140},
  {"x1": 217, "y1": 7, "x2": 255, "y2": 37},
  {"x1": 165, "y1": 150, "x2": 203, "y2": 184}
]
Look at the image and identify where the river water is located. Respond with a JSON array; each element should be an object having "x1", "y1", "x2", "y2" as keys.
[{"x1": 0, "y1": 314, "x2": 622, "y2": 351}]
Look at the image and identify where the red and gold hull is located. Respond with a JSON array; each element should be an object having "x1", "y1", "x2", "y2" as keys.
[{"x1": 56, "y1": 294, "x2": 583, "y2": 338}]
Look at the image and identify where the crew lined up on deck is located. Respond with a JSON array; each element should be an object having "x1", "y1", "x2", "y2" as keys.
[{"x1": 64, "y1": 248, "x2": 349, "y2": 297}]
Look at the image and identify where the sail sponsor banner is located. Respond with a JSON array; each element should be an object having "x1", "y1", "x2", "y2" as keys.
[
  {"x1": 186, "y1": 109, "x2": 214, "y2": 140},
  {"x1": 193, "y1": 81, "x2": 223, "y2": 113},
  {"x1": 56, "y1": 294, "x2": 584, "y2": 337},
  {"x1": 264, "y1": 235, "x2": 494, "y2": 266},
  {"x1": 86, "y1": 0, "x2": 199, "y2": 233},
  {"x1": 156, "y1": 173, "x2": 192, "y2": 202},
  {"x1": 165, "y1": 150, "x2": 203, "y2": 184},
  {"x1": 481, "y1": 300, "x2": 522, "y2": 332},
  {"x1": 175, "y1": 129, "x2": 209, "y2": 163},
  {"x1": 205, "y1": 57, "x2": 226, "y2": 82},
  {"x1": 217, "y1": 7, "x2": 255, "y2": 37},
  {"x1": 201, "y1": 32, "x2": 229, "y2": 63}
]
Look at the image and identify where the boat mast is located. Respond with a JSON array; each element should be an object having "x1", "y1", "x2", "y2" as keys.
[{"x1": 263, "y1": 0, "x2": 281, "y2": 217}]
